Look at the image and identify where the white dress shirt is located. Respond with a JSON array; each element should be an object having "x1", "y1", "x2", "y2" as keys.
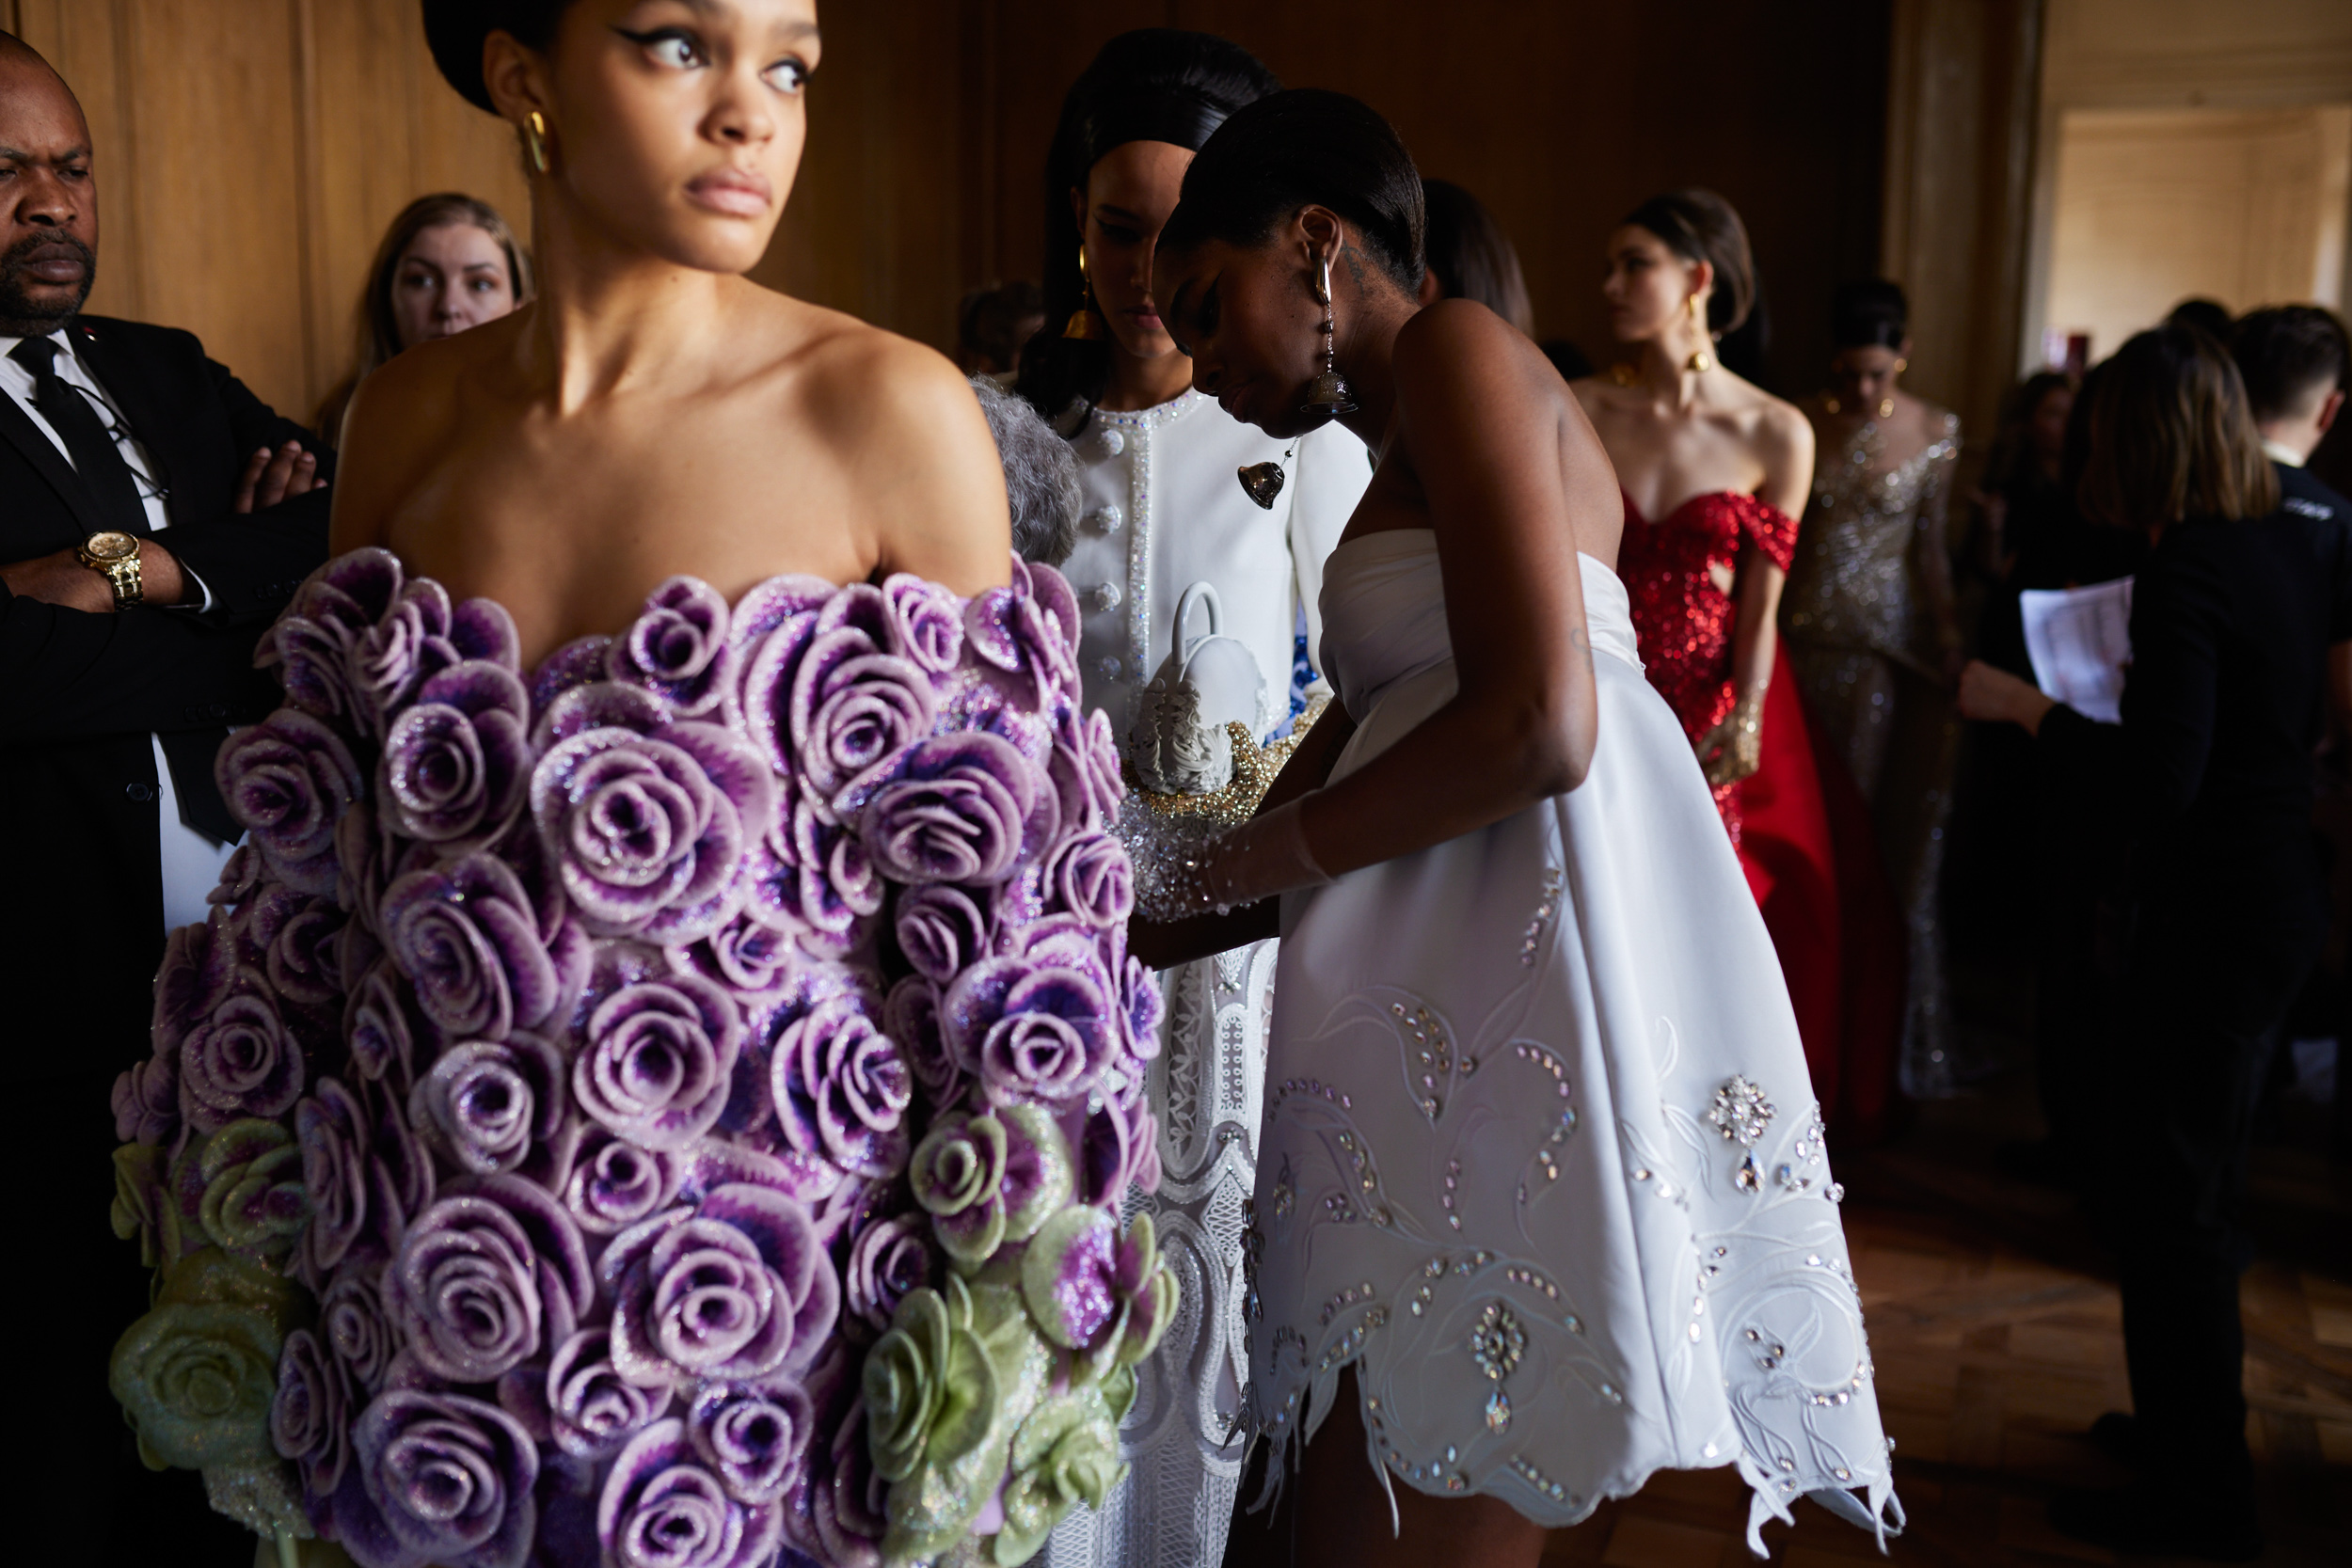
[{"x1": 1, "y1": 326, "x2": 237, "y2": 932}]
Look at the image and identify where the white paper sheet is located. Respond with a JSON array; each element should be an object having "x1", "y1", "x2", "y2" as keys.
[{"x1": 2019, "y1": 578, "x2": 2135, "y2": 723}]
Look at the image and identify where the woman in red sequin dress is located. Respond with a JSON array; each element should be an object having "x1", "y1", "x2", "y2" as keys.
[{"x1": 1571, "y1": 191, "x2": 1902, "y2": 1136}]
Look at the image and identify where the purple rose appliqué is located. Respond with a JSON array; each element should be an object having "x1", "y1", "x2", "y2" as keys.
[
  {"x1": 598, "y1": 1417, "x2": 784, "y2": 1568},
  {"x1": 604, "y1": 1183, "x2": 836, "y2": 1389},
  {"x1": 575, "y1": 975, "x2": 743, "y2": 1151},
  {"x1": 216, "y1": 709, "x2": 363, "y2": 895},
  {"x1": 858, "y1": 733, "x2": 1042, "y2": 887},
  {"x1": 377, "y1": 660, "x2": 532, "y2": 845},
  {"x1": 386, "y1": 1175, "x2": 594, "y2": 1385},
  {"x1": 610, "y1": 577, "x2": 740, "y2": 722}
]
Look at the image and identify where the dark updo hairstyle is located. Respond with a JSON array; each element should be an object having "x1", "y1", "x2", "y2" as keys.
[
  {"x1": 1013, "y1": 30, "x2": 1279, "y2": 425},
  {"x1": 2077, "y1": 325, "x2": 2278, "y2": 529},
  {"x1": 421, "y1": 1, "x2": 569, "y2": 113},
  {"x1": 1830, "y1": 279, "x2": 1908, "y2": 351},
  {"x1": 1422, "y1": 179, "x2": 1533, "y2": 336},
  {"x1": 1157, "y1": 89, "x2": 1426, "y2": 302},
  {"x1": 1621, "y1": 188, "x2": 1756, "y2": 339}
]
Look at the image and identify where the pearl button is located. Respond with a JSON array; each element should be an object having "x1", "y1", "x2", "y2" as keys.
[
  {"x1": 1089, "y1": 503, "x2": 1123, "y2": 533},
  {"x1": 1097, "y1": 429, "x2": 1126, "y2": 457},
  {"x1": 1087, "y1": 582, "x2": 1122, "y2": 611}
]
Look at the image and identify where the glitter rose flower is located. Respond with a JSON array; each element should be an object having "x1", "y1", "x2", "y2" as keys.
[
  {"x1": 262, "y1": 549, "x2": 405, "y2": 730},
  {"x1": 610, "y1": 576, "x2": 739, "y2": 721},
  {"x1": 348, "y1": 1389, "x2": 538, "y2": 1568},
  {"x1": 789, "y1": 626, "x2": 937, "y2": 815},
  {"x1": 995, "y1": 1390, "x2": 1124, "y2": 1564},
  {"x1": 193, "y1": 1117, "x2": 309, "y2": 1258},
  {"x1": 380, "y1": 853, "x2": 568, "y2": 1042},
  {"x1": 179, "y1": 983, "x2": 307, "y2": 1135},
  {"x1": 771, "y1": 989, "x2": 911, "y2": 1179},
  {"x1": 321, "y1": 1257, "x2": 401, "y2": 1396},
  {"x1": 548, "y1": 1326, "x2": 671, "y2": 1461},
  {"x1": 377, "y1": 660, "x2": 532, "y2": 845},
  {"x1": 386, "y1": 1176, "x2": 594, "y2": 1384},
  {"x1": 409, "y1": 1032, "x2": 567, "y2": 1176},
  {"x1": 574, "y1": 975, "x2": 743, "y2": 1151},
  {"x1": 272, "y1": 1327, "x2": 353, "y2": 1497},
  {"x1": 892, "y1": 883, "x2": 990, "y2": 985},
  {"x1": 688, "y1": 1378, "x2": 814, "y2": 1504},
  {"x1": 560, "y1": 1126, "x2": 680, "y2": 1236},
  {"x1": 1045, "y1": 831, "x2": 1134, "y2": 928},
  {"x1": 858, "y1": 733, "x2": 1042, "y2": 886},
  {"x1": 215, "y1": 708, "x2": 363, "y2": 895},
  {"x1": 605, "y1": 1183, "x2": 837, "y2": 1389},
  {"x1": 1020, "y1": 1209, "x2": 1175, "y2": 1376},
  {"x1": 531, "y1": 715, "x2": 776, "y2": 942},
  {"x1": 109, "y1": 1249, "x2": 301, "y2": 1474},
  {"x1": 844, "y1": 1212, "x2": 933, "y2": 1334},
  {"x1": 598, "y1": 1418, "x2": 784, "y2": 1568},
  {"x1": 882, "y1": 574, "x2": 963, "y2": 673},
  {"x1": 943, "y1": 956, "x2": 1115, "y2": 1108},
  {"x1": 908, "y1": 1104, "x2": 1072, "y2": 1270},
  {"x1": 295, "y1": 1079, "x2": 371, "y2": 1277},
  {"x1": 861, "y1": 1286, "x2": 994, "y2": 1485}
]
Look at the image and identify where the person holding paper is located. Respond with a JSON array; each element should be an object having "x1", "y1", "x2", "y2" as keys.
[{"x1": 1958, "y1": 324, "x2": 2347, "y2": 1562}]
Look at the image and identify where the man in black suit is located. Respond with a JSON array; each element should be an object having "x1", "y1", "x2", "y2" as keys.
[{"x1": 1, "y1": 34, "x2": 330, "y2": 1560}]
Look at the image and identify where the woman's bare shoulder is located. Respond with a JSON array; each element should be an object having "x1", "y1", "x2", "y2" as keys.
[{"x1": 330, "y1": 310, "x2": 528, "y2": 550}]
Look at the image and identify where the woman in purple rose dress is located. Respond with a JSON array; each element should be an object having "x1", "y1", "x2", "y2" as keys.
[{"x1": 100, "y1": 5, "x2": 1175, "y2": 1566}]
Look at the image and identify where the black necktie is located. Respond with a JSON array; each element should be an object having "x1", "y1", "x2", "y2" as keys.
[
  {"x1": 10, "y1": 334, "x2": 150, "y2": 537},
  {"x1": 11, "y1": 335, "x2": 240, "y2": 845}
]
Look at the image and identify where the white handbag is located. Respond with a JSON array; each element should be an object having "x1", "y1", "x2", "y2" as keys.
[{"x1": 1128, "y1": 581, "x2": 1265, "y2": 795}]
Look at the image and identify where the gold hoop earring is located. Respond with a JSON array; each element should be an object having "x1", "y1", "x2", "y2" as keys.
[
  {"x1": 1299, "y1": 252, "x2": 1357, "y2": 420},
  {"x1": 523, "y1": 111, "x2": 550, "y2": 175},
  {"x1": 1685, "y1": 293, "x2": 1714, "y2": 374},
  {"x1": 1061, "y1": 247, "x2": 1103, "y2": 341}
]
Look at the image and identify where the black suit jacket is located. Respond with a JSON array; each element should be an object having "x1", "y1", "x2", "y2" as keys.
[
  {"x1": 1, "y1": 314, "x2": 331, "y2": 1082},
  {"x1": 2040, "y1": 501, "x2": 2352, "y2": 919}
]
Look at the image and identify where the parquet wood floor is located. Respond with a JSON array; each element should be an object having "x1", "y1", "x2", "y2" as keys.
[{"x1": 1536, "y1": 1070, "x2": 2352, "y2": 1566}]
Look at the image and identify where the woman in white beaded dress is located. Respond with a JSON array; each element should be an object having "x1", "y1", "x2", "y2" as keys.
[
  {"x1": 1144, "y1": 91, "x2": 1898, "y2": 1566},
  {"x1": 1014, "y1": 31, "x2": 1371, "y2": 1568},
  {"x1": 1783, "y1": 281, "x2": 1963, "y2": 1100}
]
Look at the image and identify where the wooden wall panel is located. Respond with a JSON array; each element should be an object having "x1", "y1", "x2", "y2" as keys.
[
  {"x1": 11, "y1": 0, "x2": 1885, "y2": 411},
  {"x1": 8, "y1": 0, "x2": 529, "y2": 420}
]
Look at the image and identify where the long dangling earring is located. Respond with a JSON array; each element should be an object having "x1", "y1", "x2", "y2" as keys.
[
  {"x1": 1299, "y1": 253, "x2": 1357, "y2": 420},
  {"x1": 1061, "y1": 247, "x2": 1103, "y2": 341},
  {"x1": 523, "y1": 111, "x2": 550, "y2": 175},
  {"x1": 1684, "y1": 293, "x2": 1714, "y2": 374}
]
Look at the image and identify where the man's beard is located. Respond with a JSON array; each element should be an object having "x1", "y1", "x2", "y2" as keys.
[{"x1": 0, "y1": 231, "x2": 96, "y2": 332}]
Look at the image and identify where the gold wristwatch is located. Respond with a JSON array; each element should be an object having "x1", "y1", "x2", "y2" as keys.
[{"x1": 77, "y1": 531, "x2": 144, "y2": 607}]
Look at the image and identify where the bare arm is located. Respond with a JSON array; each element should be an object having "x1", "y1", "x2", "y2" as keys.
[
  {"x1": 1697, "y1": 404, "x2": 1812, "y2": 784},
  {"x1": 848, "y1": 339, "x2": 1012, "y2": 595},
  {"x1": 1293, "y1": 307, "x2": 1612, "y2": 879}
]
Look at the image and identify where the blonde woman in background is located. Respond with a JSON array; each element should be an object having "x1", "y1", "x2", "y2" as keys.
[{"x1": 310, "y1": 192, "x2": 532, "y2": 443}]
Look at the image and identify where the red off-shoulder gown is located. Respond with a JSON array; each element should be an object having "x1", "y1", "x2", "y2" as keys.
[{"x1": 1616, "y1": 491, "x2": 1902, "y2": 1140}]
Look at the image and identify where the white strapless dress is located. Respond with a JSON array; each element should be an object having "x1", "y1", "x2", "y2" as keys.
[{"x1": 1247, "y1": 531, "x2": 1899, "y2": 1554}]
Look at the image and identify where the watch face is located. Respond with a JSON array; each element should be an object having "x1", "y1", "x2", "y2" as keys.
[{"x1": 85, "y1": 531, "x2": 138, "y2": 562}]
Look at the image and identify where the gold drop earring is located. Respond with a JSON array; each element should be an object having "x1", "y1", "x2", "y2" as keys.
[
  {"x1": 1061, "y1": 247, "x2": 1104, "y2": 341},
  {"x1": 1880, "y1": 357, "x2": 1904, "y2": 419},
  {"x1": 1684, "y1": 293, "x2": 1714, "y2": 374},
  {"x1": 1299, "y1": 253, "x2": 1357, "y2": 420},
  {"x1": 523, "y1": 110, "x2": 550, "y2": 175}
]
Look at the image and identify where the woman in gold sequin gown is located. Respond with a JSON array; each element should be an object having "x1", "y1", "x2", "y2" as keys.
[{"x1": 1782, "y1": 283, "x2": 1963, "y2": 1098}]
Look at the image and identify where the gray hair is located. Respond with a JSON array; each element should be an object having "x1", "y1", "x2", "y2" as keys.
[{"x1": 971, "y1": 374, "x2": 1082, "y2": 566}]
